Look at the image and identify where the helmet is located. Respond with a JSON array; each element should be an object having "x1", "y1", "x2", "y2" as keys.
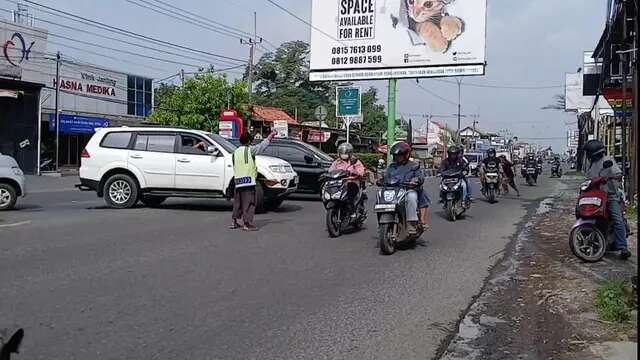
[
  {"x1": 337, "y1": 142, "x2": 354, "y2": 160},
  {"x1": 584, "y1": 140, "x2": 605, "y2": 161},
  {"x1": 447, "y1": 145, "x2": 460, "y2": 160},
  {"x1": 390, "y1": 141, "x2": 411, "y2": 162},
  {"x1": 487, "y1": 148, "x2": 497, "y2": 158}
]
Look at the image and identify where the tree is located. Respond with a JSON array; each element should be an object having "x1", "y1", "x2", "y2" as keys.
[
  {"x1": 250, "y1": 41, "x2": 387, "y2": 131},
  {"x1": 149, "y1": 73, "x2": 248, "y2": 131},
  {"x1": 542, "y1": 94, "x2": 566, "y2": 110}
]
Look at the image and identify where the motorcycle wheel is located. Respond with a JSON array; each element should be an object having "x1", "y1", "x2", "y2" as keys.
[
  {"x1": 326, "y1": 208, "x2": 341, "y2": 238},
  {"x1": 447, "y1": 200, "x2": 457, "y2": 222},
  {"x1": 378, "y1": 223, "x2": 396, "y2": 255},
  {"x1": 569, "y1": 224, "x2": 606, "y2": 262},
  {"x1": 527, "y1": 177, "x2": 534, "y2": 186},
  {"x1": 488, "y1": 187, "x2": 497, "y2": 204}
]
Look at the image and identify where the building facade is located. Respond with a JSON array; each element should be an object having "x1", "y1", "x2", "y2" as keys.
[{"x1": 0, "y1": 18, "x2": 154, "y2": 174}]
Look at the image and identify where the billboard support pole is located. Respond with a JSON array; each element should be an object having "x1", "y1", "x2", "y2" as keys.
[
  {"x1": 55, "y1": 51, "x2": 61, "y2": 172},
  {"x1": 387, "y1": 79, "x2": 397, "y2": 164}
]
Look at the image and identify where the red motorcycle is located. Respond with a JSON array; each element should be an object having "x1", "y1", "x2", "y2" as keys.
[{"x1": 569, "y1": 177, "x2": 627, "y2": 262}]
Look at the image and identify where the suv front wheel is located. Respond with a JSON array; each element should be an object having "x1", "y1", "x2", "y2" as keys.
[{"x1": 104, "y1": 174, "x2": 139, "y2": 209}]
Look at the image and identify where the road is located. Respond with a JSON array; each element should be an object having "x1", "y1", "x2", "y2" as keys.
[{"x1": 0, "y1": 173, "x2": 557, "y2": 359}]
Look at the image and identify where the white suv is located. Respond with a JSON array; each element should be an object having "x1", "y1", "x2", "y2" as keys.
[
  {"x1": 0, "y1": 153, "x2": 26, "y2": 211},
  {"x1": 77, "y1": 127, "x2": 298, "y2": 211}
]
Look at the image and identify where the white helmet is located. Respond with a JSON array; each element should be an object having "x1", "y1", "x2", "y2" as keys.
[{"x1": 337, "y1": 143, "x2": 354, "y2": 160}]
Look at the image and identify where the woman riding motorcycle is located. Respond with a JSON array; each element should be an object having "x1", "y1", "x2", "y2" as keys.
[
  {"x1": 329, "y1": 143, "x2": 366, "y2": 215},
  {"x1": 383, "y1": 142, "x2": 430, "y2": 233},
  {"x1": 439, "y1": 145, "x2": 471, "y2": 207}
]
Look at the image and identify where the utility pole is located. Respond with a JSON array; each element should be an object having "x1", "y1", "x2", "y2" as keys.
[
  {"x1": 180, "y1": 69, "x2": 185, "y2": 85},
  {"x1": 241, "y1": 12, "x2": 262, "y2": 133},
  {"x1": 456, "y1": 77, "x2": 462, "y2": 142},
  {"x1": 619, "y1": 0, "x2": 628, "y2": 192},
  {"x1": 472, "y1": 116, "x2": 479, "y2": 150},
  {"x1": 55, "y1": 51, "x2": 60, "y2": 172},
  {"x1": 387, "y1": 79, "x2": 397, "y2": 164}
]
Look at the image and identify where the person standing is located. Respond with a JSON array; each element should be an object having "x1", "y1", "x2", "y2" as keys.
[{"x1": 230, "y1": 130, "x2": 278, "y2": 231}]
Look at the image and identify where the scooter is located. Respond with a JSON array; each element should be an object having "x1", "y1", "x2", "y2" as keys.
[
  {"x1": 550, "y1": 163, "x2": 562, "y2": 178},
  {"x1": 482, "y1": 161, "x2": 501, "y2": 204},
  {"x1": 320, "y1": 170, "x2": 366, "y2": 238},
  {"x1": 522, "y1": 166, "x2": 538, "y2": 186},
  {"x1": 440, "y1": 169, "x2": 467, "y2": 221},
  {"x1": 374, "y1": 179, "x2": 423, "y2": 255},
  {"x1": 569, "y1": 177, "x2": 628, "y2": 262}
]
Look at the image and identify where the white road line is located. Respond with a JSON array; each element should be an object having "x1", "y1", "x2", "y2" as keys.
[{"x1": 0, "y1": 220, "x2": 32, "y2": 228}]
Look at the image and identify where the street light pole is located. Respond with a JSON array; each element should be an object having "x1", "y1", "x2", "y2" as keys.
[
  {"x1": 55, "y1": 51, "x2": 60, "y2": 172},
  {"x1": 456, "y1": 78, "x2": 462, "y2": 142}
]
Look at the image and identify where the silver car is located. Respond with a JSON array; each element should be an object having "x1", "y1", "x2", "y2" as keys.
[{"x1": 0, "y1": 153, "x2": 26, "y2": 210}]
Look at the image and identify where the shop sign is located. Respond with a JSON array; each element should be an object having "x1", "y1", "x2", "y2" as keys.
[{"x1": 48, "y1": 113, "x2": 109, "y2": 134}]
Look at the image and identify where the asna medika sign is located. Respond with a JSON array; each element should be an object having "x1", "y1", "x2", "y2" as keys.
[{"x1": 309, "y1": 0, "x2": 487, "y2": 81}]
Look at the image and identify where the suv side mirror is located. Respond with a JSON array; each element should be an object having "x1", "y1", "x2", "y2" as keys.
[
  {"x1": 207, "y1": 146, "x2": 219, "y2": 156},
  {"x1": 304, "y1": 154, "x2": 314, "y2": 164}
]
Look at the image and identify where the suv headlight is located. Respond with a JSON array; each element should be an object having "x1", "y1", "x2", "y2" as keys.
[
  {"x1": 268, "y1": 165, "x2": 288, "y2": 173},
  {"x1": 11, "y1": 166, "x2": 23, "y2": 176}
]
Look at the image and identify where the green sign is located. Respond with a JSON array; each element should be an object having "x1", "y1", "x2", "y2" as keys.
[{"x1": 336, "y1": 86, "x2": 361, "y2": 117}]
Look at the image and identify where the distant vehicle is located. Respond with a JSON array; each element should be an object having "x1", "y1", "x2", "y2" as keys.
[
  {"x1": 464, "y1": 152, "x2": 483, "y2": 177},
  {"x1": 0, "y1": 153, "x2": 26, "y2": 210},
  {"x1": 230, "y1": 138, "x2": 333, "y2": 194},
  {"x1": 77, "y1": 128, "x2": 297, "y2": 212}
]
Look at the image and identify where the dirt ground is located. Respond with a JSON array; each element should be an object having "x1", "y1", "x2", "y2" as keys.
[{"x1": 441, "y1": 177, "x2": 637, "y2": 360}]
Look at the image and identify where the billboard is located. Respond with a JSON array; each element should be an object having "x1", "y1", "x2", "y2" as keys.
[
  {"x1": 309, "y1": 0, "x2": 487, "y2": 81},
  {"x1": 0, "y1": 20, "x2": 48, "y2": 82},
  {"x1": 565, "y1": 72, "x2": 594, "y2": 112}
]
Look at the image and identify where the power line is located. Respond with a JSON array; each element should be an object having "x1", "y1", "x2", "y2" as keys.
[
  {"x1": 19, "y1": 0, "x2": 246, "y2": 63},
  {"x1": 430, "y1": 78, "x2": 565, "y2": 90},
  {"x1": 126, "y1": 0, "x2": 248, "y2": 40},
  {"x1": 413, "y1": 82, "x2": 458, "y2": 106},
  {"x1": 0, "y1": 7, "x2": 241, "y2": 68}
]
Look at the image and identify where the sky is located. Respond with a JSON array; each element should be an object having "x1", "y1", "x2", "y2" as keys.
[{"x1": 2, "y1": 0, "x2": 610, "y2": 151}]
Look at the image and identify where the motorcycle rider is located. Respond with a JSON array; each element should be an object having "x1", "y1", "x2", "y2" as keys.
[
  {"x1": 439, "y1": 145, "x2": 470, "y2": 207},
  {"x1": 384, "y1": 141, "x2": 430, "y2": 233},
  {"x1": 523, "y1": 153, "x2": 538, "y2": 181},
  {"x1": 479, "y1": 148, "x2": 500, "y2": 195},
  {"x1": 584, "y1": 140, "x2": 630, "y2": 260},
  {"x1": 499, "y1": 155, "x2": 520, "y2": 196},
  {"x1": 329, "y1": 143, "x2": 366, "y2": 216}
]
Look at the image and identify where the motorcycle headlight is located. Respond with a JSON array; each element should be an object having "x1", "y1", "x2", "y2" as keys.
[
  {"x1": 580, "y1": 180, "x2": 592, "y2": 192},
  {"x1": 383, "y1": 190, "x2": 395, "y2": 202},
  {"x1": 332, "y1": 191, "x2": 342, "y2": 199},
  {"x1": 323, "y1": 191, "x2": 331, "y2": 201},
  {"x1": 452, "y1": 183, "x2": 461, "y2": 190}
]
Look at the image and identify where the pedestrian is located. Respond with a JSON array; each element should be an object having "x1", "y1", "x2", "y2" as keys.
[
  {"x1": 499, "y1": 155, "x2": 520, "y2": 196},
  {"x1": 230, "y1": 129, "x2": 278, "y2": 231}
]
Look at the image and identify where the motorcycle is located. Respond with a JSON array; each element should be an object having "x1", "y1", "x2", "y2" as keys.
[
  {"x1": 482, "y1": 161, "x2": 501, "y2": 204},
  {"x1": 374, "y1": 179, "x2": 423, "y2": 255},
  {"x1": 440, "y1": 169, "x2": 467, "y2": 221},
  {"x1": 320, "y1": 170, "x2": 366, "y2": 238},
  {"x1": 569, "y1": 177, "x2": 629, "y2": 262},
  {"x1": 550, "y1": 163, "x2": 563, "y2": 178},
  {"x1": 537, "y1": 164, "x2": 543, "y2": 175},
  {"x1": 522, "y1": 166, "x2": 538, "y2": 186}
]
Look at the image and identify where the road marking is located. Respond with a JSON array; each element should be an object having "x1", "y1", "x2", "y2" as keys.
[{"x1": 0, "y1": 220, "x2": 31, "y2": 228}]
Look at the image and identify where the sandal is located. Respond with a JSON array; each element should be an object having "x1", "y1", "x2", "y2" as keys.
[
  {"x1": 229, "y1": 223, "x2": 241, "y2": 230},
  {"x1": 243, "y1": 225, "x2": 259, "y2": 232}
]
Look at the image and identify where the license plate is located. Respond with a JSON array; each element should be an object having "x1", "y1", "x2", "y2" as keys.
[
  {"x1": 374, "y1": 204, "x2": 396, "y2": 212},
  {"x1": 578, "y1": 197, "x2": 602, "y2": 206}
]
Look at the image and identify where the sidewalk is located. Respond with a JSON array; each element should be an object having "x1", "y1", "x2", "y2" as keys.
[
  {"x1": 441, "y1": 176, "x2": 637, "y2": 360},
  {"x1": 25, "y1": 175, "x2": 80, "y2": 193}
]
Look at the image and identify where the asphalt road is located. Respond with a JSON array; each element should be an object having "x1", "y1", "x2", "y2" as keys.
[{"x1": 0, "y1": 172, "x2": 559, "y2": 360}]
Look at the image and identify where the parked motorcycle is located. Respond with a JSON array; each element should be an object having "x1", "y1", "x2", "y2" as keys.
[
  {"x1": 522, "y1": 166, "x2": 538, "y2": 186},
  {"x1": 440, "y1": 169, "x2": 467, "y2": 221},
  {"x1": 482, "y1": 160, "x2": 501, "y2": 204},
  {"x1": 569, "y1": 177, "x2": 628, "y2": 262},
  {"x1": 374, "y1": 179, "x2": 423, "y2": 255},
  {"x1": 550, "y1": 163, "x2": 563, "y2": 178},
  {"x1": 320, "y1": 170, "x2": 366, "y2": 238}
]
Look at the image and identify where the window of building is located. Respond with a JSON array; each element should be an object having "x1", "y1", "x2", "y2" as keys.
[
  {"x1": 127, "y1": 75, "x2": 153, "y2": 117},
  {"x1": 101, "y1": 132, "x2": 132, "y2": 149}
]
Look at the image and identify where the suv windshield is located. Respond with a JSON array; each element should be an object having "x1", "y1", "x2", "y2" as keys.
[{"x1": 205, "y1": 133, "x2": 237, "y2": 153}]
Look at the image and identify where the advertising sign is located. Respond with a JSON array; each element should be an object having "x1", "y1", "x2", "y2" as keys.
[
  {"x1": 308, "y1": 130, "x2": 330, "y2": 143},
  {"x1": 336, "y1": 86, "x2": 361, "y2": 117},
  {"x1": 310, "y1": 0, "x2": 487, "y2": 81},
  {"x1": 0, "y1": 20, "x2": 48, "y2": 81},
  {"x1": 48, "y1": 114, "x2": 109, "y2": 134},
  {"x1": 273, "y1": 120, "x2": 289, "y2": 138},
  {"x1": 567, "y1": 130, "x2": 579, "y2": 148},
  {"x1": 565, "y1": 72, "x2": 594, "y2": 112}
]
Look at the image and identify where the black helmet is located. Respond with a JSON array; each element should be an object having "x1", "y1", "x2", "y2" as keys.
[
  {"x1": 584, "y1": 140, "x2": 605, "y2": 160},
  {"x1": 487, "y1": 148, "x2": 497, "y2": 158},
  {"x1": 390, "y1": 141, "x2": 411, "y2": 162},
  {"x1": 447, "y1": 145, "x2": 460, "y2": 160}
]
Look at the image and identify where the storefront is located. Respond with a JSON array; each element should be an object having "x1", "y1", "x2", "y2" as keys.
[{"x1": 0, "y1": 18, "x2": 153, "y2": 173}]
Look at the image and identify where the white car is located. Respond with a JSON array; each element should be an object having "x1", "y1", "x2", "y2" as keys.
[
  {"x1": 77, "y1": 127, "x2": 298, "y2": 211},
  {"x1": 0, "y1": 153, "x2": 26, "y2": 210}
]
